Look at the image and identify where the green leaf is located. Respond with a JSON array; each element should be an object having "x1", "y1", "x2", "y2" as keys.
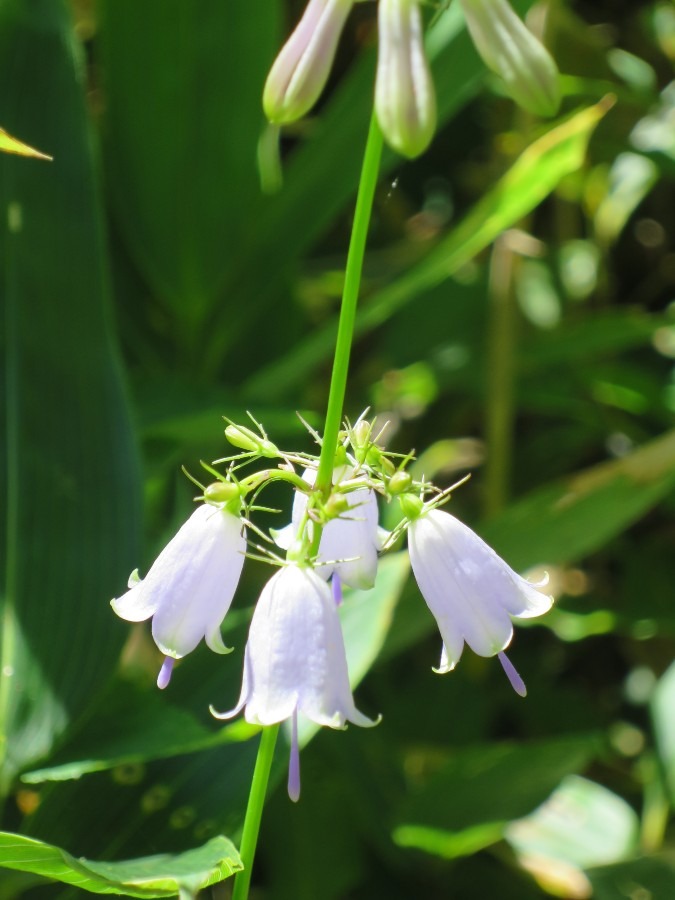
[
  {"x1": 588, "y1": 855, "x2": 675, "y2": 900},
  {"x1": 245, "y1": 97, "x2": 614, "y2": 401},
  {"x1": 0, "y1": 832, "x2": 241, "y2": 897},
  {"x1": 506, "y1": 775, "x2": 639, "y2": 870},
  {"x1": 482, "y1": 427, "x2": 675, "y2": 571},
  {"x1": 392, "y1": 734, "x2": 598, "y2": 859},
  {"x1": 0, "y1": 0, "x2": 140, "y2": 790},
  {"x1": 98, "y1": 0, "x2": 282, "y2": 348},
  {"x1": 0, "y1": 126, "x2": 51, "y2": 160},
  {"x1": 519, "y1": 309, "x2": 668, "y2": 372},
  {"x1": 20, "y1": 679, "x2": 256, "y2": 784},
  {"x1": 341, "y1": 552, "x2": 410, "y2": 687}
]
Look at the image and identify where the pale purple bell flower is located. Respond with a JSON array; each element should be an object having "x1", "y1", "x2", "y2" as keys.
[
  {"x1": 212, "y1": 564, "x2": 377, "y2": 800},
  {"x1": 275, "y1": 468, "x2": 384, "y2": 591},
  {"x1": 112, "y1": 503, "x2": 246, "y2": 689},
  {"x1": 459, "y1": 0, "x2": 561, "y2": 117},
  {"x1": 408, "y1": 508, "x2": 553, "y2": 695},
  {"x1": 375, "y1": 0, "x2": 436, "y2": 158},
  {"x1": 263, "y1": 0, "x2": 354, "y2": 124}
]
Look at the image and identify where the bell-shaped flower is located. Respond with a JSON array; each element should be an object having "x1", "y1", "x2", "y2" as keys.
[
  {"x1": 459, "y1": 0, "x2": 561, "y2": 117},
  {"x1": 407, "y1": 507, "x2": 553, "y2": 695},
  {"x1": 263, "y1": 0, "x2": 354, "y2": 124},
  {"x1": 375, "y1": 0, "x2": 436, "y2": 157},
  {"x1": 112, "y1": 502, "x2": 246, "y2": 689},
  {"x1": 274, "y1": 467, "x2": 384, "y2": 591},
  {"x1": 212, "y1": 564, "x2": 377, "y2": 800}
]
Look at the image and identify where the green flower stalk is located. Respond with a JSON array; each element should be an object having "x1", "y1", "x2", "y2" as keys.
[
  {"x1": 375, "y1": 0, "x2": 436, "y2": 157},
  {"x1": 459, "y1": 0, "x2": 561, "y2": 117}
]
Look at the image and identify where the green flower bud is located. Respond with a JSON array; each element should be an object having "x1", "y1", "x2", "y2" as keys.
[
  {"x1": 225, "y1": 424, "x2": 278, "y2": 457},
  {"x1": 399, "y1": 492, "x2": 424, "y2": 520},
  {"x1": 351, "y1": 420, "x2": 372, "y2": 451},
  {"x1": 375, "y1": 0, "x2": 437, "y2": 158},
  {"x1": 388, "y1": 470, "x2": 412, "y2": 495},
  {"x1": 204, "y1": 481, "x2": 240, "y2": 504},
  {"x1": 325, "y1": 493, "x2": 350, "y2": 519},
  {"x1": 460, "y1": 0, "x2": 560, "y2": 117}
]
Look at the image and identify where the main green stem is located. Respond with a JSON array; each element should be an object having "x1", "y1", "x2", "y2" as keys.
[
  {"x1": 230, "y1": 112, "x2": 383, "y2": 899},
  {"x1": 231, "y1": 724, "x2": 279, "y2": 900},
  {"x1": 314, "y1": 112, "x2": 384, "y2": 509}
]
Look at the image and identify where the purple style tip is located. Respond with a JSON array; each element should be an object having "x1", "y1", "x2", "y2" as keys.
[
  {"x1": 331, "y1": 573, "x2": 343, "y2": 607},
  {"x1": 498, "y1": 652, "x2": 527, "y2": 697},
  {"x1": 157, "y1": 656, "x2": 175, "y2": 690},
  {"x1": 287, "y1": 710, "x2": 301, "y2": 803}
]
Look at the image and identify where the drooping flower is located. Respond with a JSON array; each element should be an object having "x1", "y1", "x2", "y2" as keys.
[
  {"x1": 274, "y1": 467, "x2": 384, "y2": 591},
  {"x1": 263, "y1": 0, "x2": 354, "y2": 124},
  {"x1": 407, "y1": 507, "x2": 553, "y2": 694},
  {"x1": 112, "y1": 502, "x2": 246, "y2": 689},
  {"x1": 212, "y1": 564, "x2": 377, "y2": 800},
  {"x1": 459, "y1": 0, "x2": 560, "y2": 117},
  {"x1": 375, "y1": 0, "x2": 436, "y2": 158}
]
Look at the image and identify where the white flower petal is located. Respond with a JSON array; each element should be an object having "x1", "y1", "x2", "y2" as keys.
[
  {"x1": 276, "y1": 469, "x2": 382, "y2": 590},
  {"x1": 111, "y1": 581, "x2": 157, "y2": 623},
  {"x1": 215, "y1": 565, "x2": 377, "y2": 729},
  {"x1": 409, "y1": 509, "x2": 552, "y2": 665},
  {"x1": 113, "y1": 504, "x2": 245, "y2": 661}
]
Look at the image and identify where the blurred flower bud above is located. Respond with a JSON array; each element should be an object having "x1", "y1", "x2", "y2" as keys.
[{"x1": 264, "y1": 0, "x2": 560, "y2": 156}]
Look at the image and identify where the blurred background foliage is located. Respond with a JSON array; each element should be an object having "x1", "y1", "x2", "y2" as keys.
[{"x1": 1, "y1": 0, "x2": 675, "y2": 897}]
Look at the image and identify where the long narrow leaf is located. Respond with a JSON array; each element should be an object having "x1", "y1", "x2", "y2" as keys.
[{"x1": 0, "y1": 0, "x2": 140, "y2": 789}]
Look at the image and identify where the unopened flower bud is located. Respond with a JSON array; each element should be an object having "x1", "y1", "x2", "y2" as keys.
[
  {"x1": 399, "y1": 492, "x2": 424, "y2": 520},
  {"x1": 351, "y1": 420, "x2": 372, "y2": 451},
  {"x1": 263, "y1": 0, "x2": 354, "y2": 124},
  {"x1": 325, "y1": 492, "x2": 350, "y2": 519},
  {"x1": 388, "y1": 470, "x2": 412, "y2": 495},
  {"x1": 225, "y1": 424, "x2": 278, "y2": 457},
  {"x1": 204, "y1": 482, "x2": 240, "y2": 505},
  {"x1": 375, "y1": 0, "x2": 436, "y2": 158},
  {"x1": 459, "y1": 0, "x2": 560, "y2": 117}
]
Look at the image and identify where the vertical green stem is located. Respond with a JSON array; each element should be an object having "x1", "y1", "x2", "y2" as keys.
[
  {"x1": 314, "y1": 112, "x2": 384, "y2": 505},
  {"x1": 231, "y1": 724, "x2": 279, "y2": 900},
  {"x1": 231, "y1": 112, "x2": 384, "y2": 900}
]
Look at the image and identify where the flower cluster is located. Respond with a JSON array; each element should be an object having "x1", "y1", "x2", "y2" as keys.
[
  {"x1": 112, "y1": 415, "x2": 553, "y2": 799},
  {"x1": 263, "y1": 0, "x2": 561, "y2": 157}
]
